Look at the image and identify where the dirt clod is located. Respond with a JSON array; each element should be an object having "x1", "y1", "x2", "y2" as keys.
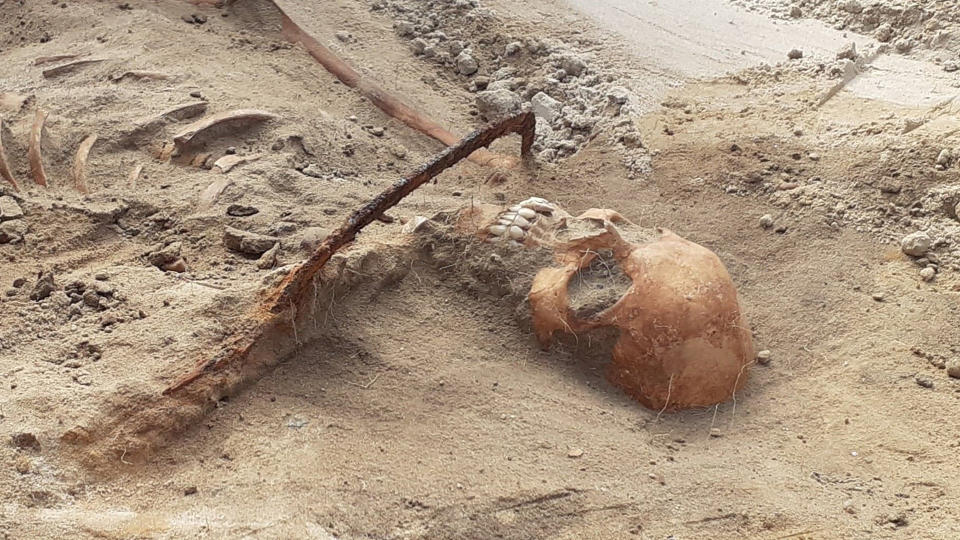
[
  {"x1": 223, "y1": 227, "x2": 279, "y2": 256},
  {"x1": 10, "y1": 433, "x2": 40, "y2": 451}
]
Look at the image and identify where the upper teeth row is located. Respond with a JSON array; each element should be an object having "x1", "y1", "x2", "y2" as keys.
[{"x1": 487, "y1": 197, "x2": 555, "y2": 242}]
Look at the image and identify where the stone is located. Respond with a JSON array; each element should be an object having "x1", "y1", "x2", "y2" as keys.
[
  {"x1": 226, "y1": 204, "x2": 259, "y2": 217},
  {"x1": 566, "y1": 448, "x2": 584, "y2": 458},
  {"x1": 915, "y1": 375, "x2": 933, "y2": 388},
  {"x1": 299, "y1": 227, "x2": 331, "y2": 252},
  {"x1": 935, "y1": 149, "x2": 953, "y2": 167},
  {"x1": 843, "y1": 499, "x2": 857, "y2": 514},
  {"x1": 394, "y1": 20, "x2": 415, "y2": 37},
  {"x1": 162, "y1": 258, "x2": 187, "y2": 273},
  {"x1": 0, "y1": 196, "x2": 23, "y2": 221},
  {"x1": 878, "y1": 177, "x2": 902, "y2": 194},
  {"x1": 841, "y1": 0, "x2": 862, "y2": 14},
  {"x1": 446, "y1": 40, "x2": 464, "y2": 57},
  {"x1": 145, "y1": 242, "x2": 182, "y2": 268},
  {"x1": 559, "y1": 54, "x2": 587, "y2": 77},
  {"x1": 504, "y1": 42, "x2": 522, "y2": 56},
  {"x1": 945, "y1": 62, "x2": 959, "y2": 73},
  {"x1": 99, "y1": 312, "x2": 118, "y2": 327},
  {"x1": 256, "y1": 243, "x2": 279, "y2": 270},
  {"x1": 756, "y1": 350, "x2": 772, "y2": 365},
  {"x1": 607, "y1": 86, "x2": 630, "y2": 105},
  {"x1": 946, "y1": 359, "x2": 960, "y2": 379},
  {"x1": 530, "y1": 92, "x2": 562, "y2": 123},
  {"x1": 472, "y1": 76, "x2": 490, "y2": 91},
  {"x1": 335, "y1": 31, "x2": 351, "y2": 42},
  {"x1": 789, "y1": 6, "x2": 802, "y2": 18},
  {"x1": 900, "y1": 231, "x2": 932, "y2": 257},
  {"x1": 410, "y1": 38, "x2": 428, "y2": 55},
  {"x1": 475, "y1": 89, "x2": 522, "y2": 121},
  {"x1": 455, "y1": 52, "x2": 479, "y2": 76},
  {"x1": 30, "y1": 273, "x2": 55, "y2": 301},
  {"x1": 223, "y1": 227, "x2": 279, "y2": 256},
  {"x1": 836, "y1": 42, "x2": 857, "y2": 60},
  {"x1": 894, "y1": 39, "x2": 912, "y2": 54},
  {"x1": 875, "y1": 24, "x2": 893, "y2": 43},
  {"x1": 759, "y1": 214, "x2": 775, "y2": 229},
  {"x1": 82, "y1": 290, "x2": 101, "y2": 309},
  {"x1": 301, "y1": 164, "x2": 324, "y2": 178},
  {"x1": 920, "y1": 267, "x2": 936, "y2": 282},
  {"x1": 787, "y1": 49, "x2": 803, "y2": 60}
]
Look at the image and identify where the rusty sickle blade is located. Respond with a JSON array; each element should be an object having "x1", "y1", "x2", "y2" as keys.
[{"x1": 163, "y1": 112, "x2": 535, "y2": 395}]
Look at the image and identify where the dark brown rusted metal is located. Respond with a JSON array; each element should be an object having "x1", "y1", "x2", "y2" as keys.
[
  {"x1": 267, "y1": 111, "x2": 535, "y2": 313},
  {"x1": 162, "y1": 112, "x2": 535, "y2": 395}
]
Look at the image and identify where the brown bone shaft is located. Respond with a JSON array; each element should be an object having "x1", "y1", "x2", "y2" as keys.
[
  {"x1": 276, "y1": 7, "x2": 518, "y2": 169},
  {"x1": 28, "y1": 108, "x2": 48, "y2": 187},
  {"x1": 163, "y1": 112, "x2": 534, "y2": 395},
  {"x1": 0, "y1": 118, "x2": 19, "y2": 191},
  {"x1": 72, "y1": 134, "x2": 97, "y2": 193}
]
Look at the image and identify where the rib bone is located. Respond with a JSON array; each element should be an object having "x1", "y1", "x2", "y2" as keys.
[
  {"x1": 0, "y1": 118, "x2": 19, "y2": 191},
  {"x1": 28, "y1": 108, "x2": 48, "y2": 187},
  {"x1": 72, "y1": 134, "x2": 98, "y2": 194},
  {"x1": 172, "y1": 109, "x2": 278, "y2": 150}
]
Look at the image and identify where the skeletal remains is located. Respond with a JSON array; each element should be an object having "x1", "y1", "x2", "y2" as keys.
[
  {"x1": 161, "y1": 111, "x2": 752, "y2": 412},
  {"x1": 463, "y1": 194, "x2": 754, "y2": 411}
]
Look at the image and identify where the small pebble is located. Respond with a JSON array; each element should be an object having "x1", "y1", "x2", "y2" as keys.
[
  {"x1": 759, "y1": 214, "x2": 774, "y2": 229},
  {"x1": 871, "y1": 292, "x2": 885, "y2": 302},
  {"x1": 946, "y1": 359, "x2": 960, "y2": 379},
  {"x1": 787, "y1": 49, "x2": 803, "y2": 60},
  {"x1": 843, "y1": 499, "x2": 857, "y2": 514},
  {"x1": 901, "y1": 231, "x2": 932, "y2": 257},
  {"x1": 709, "y1": 428, "x2": 723, "y2": 438},
  {"x1": 567, "y1": 448, "x2": 584, "y2": 458},
  {"x1": 756, "y1": 350, "x2": 772, "y2": 365},
  {"x1": 919, "y1": 267, "x2": 936, "y2": 282},
  {"x1": 915, "y1": 375, "x2": 933, "y2": 388}
]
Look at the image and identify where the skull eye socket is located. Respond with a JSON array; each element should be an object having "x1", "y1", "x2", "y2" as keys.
[{"x1": 566, "y1": 249, "x2": 632, "y2": 321}]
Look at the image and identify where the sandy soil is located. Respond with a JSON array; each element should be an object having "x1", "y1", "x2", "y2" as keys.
[{"x1": 2, "y1": 0, "x2": 959, "y2": 538}]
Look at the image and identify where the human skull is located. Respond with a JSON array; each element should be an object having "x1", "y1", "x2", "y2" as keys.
[{"x1": 479, "y1": 198, "x2": 754, "y2": 411}]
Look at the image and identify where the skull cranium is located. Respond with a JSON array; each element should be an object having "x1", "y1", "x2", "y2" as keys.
[{"x1": 480, "y1": 199, "x2": 754, "y2": 411}]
